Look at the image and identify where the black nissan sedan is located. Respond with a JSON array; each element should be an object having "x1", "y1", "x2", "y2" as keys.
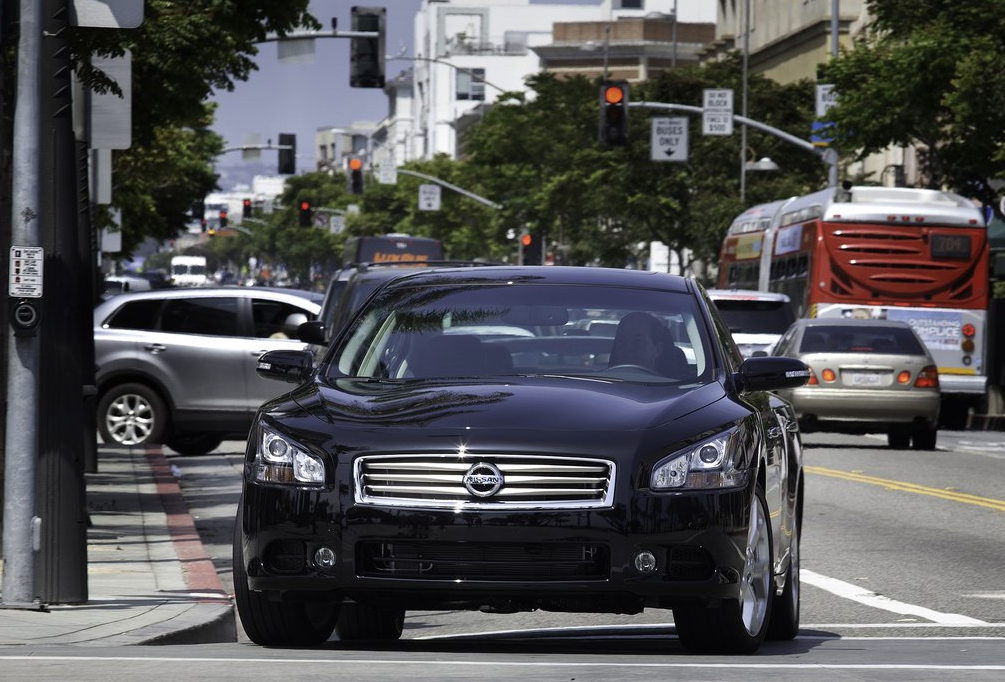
[{"x1": 234, "y1": 266, "x2": 810, "y2": 654}]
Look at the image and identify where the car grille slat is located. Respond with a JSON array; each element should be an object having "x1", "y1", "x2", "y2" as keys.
[{"x1": 355, "y1": 454, "x2": 615, "y2": 510}]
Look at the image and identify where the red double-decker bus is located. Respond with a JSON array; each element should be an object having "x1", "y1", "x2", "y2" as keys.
[{"x1": 720, "y1": 185, "x2": 990, "y2": 428}]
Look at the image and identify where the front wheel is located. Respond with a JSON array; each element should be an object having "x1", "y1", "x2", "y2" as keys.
[
  {"x1": 674, "y1": 486, "x2": 773, "y2": 655},
  {"x1": 98, "y1": 383, "x2": 168, "y2": 447},
  {"x1": 767, "y1": 502, "x2": 800, "y2": 640},
  {"x1": 233, "y1": 504, "x2": 339, "y2": 646}
]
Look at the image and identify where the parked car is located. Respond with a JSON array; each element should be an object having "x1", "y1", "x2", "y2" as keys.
[
  {"x1": 94, "y1": 286, "x2": 322, "y2": 455},
  {"x1": 235, "y1": 266, "x2": 810, "y2": 654},
  {"x1": 706, "y1": 289, "x2": 796, "y2": 358},
  {"x1": 770, "y1": 317, "x2": 940, "y2": 449}
]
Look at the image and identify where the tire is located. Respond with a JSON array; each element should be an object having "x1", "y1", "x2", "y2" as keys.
[
  {"x1": 887, "y1": 432, "x2": 910, "y2": 449},
  {"x1": 232, "y1": 504, "x2": 339, "y2": 646},
  {"x1": 335, "y1": 603, "x2": 406, "y2": 641},
  {"x1": 674, "y1": 486, "x2": 773, "y2": 654},
  {"x1": 911, "y1": 426, "x2": 937, "y2": 451},
  {"x1": 97, "y1": 383, "x2": 168, "y2": 447},
  {"x1": 166, "y1": 433, "x2": 224, "y2": 457},
  {"x1": 767, "y1": 501, "x2": 800, "y2": 640}
]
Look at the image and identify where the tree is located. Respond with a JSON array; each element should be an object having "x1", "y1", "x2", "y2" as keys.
[
  {"x1": 66, "y1": 1, "x2": 319, "y2": 257},
  {"x1": 818, "y1": 1, "x2": 1005, "y2": 194}
]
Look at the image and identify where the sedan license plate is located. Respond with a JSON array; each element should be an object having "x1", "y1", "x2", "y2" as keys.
[{"x1": 848, "y1": 372, "x2": 882, "y2": 387}]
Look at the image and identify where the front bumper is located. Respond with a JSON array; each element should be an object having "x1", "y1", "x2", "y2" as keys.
[{"x1": 238, "y1": 481, "x2": 756, "y2": 613}]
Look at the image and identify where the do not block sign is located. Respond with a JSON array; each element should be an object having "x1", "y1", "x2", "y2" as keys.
[{"x1": 651, "y1": 117, "x2": 688, "y2": 162}]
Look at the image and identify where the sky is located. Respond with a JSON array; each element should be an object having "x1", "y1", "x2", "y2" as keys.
[
  {"x1": 209, "y1": 0, "x2": 424, "y2": 187},
  {"x1": 208, "y1": 1, "x2": 612, "y2": 189}
]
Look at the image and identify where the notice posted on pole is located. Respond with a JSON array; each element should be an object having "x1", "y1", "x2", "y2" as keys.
[{"x1": 9, "y1": 246, "x2": 44, "y2": 298}]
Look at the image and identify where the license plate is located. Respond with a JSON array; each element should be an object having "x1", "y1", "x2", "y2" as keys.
[{"x1": 848, "y1": 372, "x2": 882, "y2": 386}]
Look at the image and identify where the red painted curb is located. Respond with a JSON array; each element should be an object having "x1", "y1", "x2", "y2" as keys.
[{"x1": 144, "y1": 446, "x2": 230, "y2": 601}]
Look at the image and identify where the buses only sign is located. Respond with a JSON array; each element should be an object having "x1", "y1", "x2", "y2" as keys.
[{"x1": 651, "y1": 117, "x2": 688, "y2": 162}]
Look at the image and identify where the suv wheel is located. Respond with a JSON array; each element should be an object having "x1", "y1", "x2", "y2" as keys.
[
  {"x1": 166, "y1": 433, "x2": 223, "y2": 457},
  {"x1": 98, "y1": 383, "x2": 167, "y2": 447}
]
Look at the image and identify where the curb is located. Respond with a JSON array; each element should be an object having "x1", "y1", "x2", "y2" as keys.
[{"x1": 141, "y1": 446, "x2": 236, "y2": 645}]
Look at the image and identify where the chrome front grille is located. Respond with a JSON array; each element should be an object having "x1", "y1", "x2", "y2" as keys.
[{"x1": 354, "y1": 454, "x2": 615, "y2": 510}]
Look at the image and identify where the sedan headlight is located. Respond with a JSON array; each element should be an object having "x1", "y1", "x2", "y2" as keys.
[
  {"x1": 651, "y1": 427, "x2": 748, "y2": 490},
  {"x1": 254, "y1": 424, "x2": 326, "y2": 486}
]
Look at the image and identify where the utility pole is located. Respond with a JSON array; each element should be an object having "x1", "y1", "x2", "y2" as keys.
[{"x1": 2, "y1": 0, "x2": 45, "y2": 610}]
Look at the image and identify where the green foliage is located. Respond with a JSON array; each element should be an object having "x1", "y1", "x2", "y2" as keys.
[
  {"x1": 818, "y1": 0, "x2": 1005, "y2": 191},
  {"x1": 70, "y1": 1, "x2": 318, "y2": 259}
]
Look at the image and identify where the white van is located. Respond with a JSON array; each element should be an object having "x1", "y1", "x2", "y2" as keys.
[{"x1": 170, "y1": 255, "x2": 208, "y2": 287}]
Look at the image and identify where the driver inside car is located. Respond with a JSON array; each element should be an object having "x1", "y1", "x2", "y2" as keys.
[{"x1": 610, "y1": 311, "x2": 665, "y2": 370}]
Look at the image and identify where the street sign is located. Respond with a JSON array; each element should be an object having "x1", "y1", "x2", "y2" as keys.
[
  {"x1": 702, "y1": 88, "x2": 733, "y2": 136},
  {"x1": 330, "y1": 214, "x2": 345, "y2": 234},
  {"x1": 816, "y1": 84, "x2": 837, "y2": 117},
  {"x1": 651, "y1": 117, "x2": 688, "y2": 162},
  {"x1": 378, "y1": 165, "x2": 398, "y2": 184},
  {"x1": 418, "y1": 184, "x2": 441, "y2": 211},
  {"x1": 9, "y1": 246, "x2": 44, "y2": 298}
]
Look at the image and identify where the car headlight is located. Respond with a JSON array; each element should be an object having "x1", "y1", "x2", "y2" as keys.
[
  {"x1": 254, "y1": 424, "x2": 326, "y2": 486},
  {"x1": 651, "y1": 427, "x2": 749, "y2": 490}
]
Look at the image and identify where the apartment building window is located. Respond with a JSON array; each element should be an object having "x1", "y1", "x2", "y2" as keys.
[{"x1": 456, "y1": 68, "x2": 485, "y2": 101}]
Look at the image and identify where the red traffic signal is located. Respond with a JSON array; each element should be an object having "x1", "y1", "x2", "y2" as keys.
[
  {"x1": 298, "y1": 200, "x2": 313, "y2": 227},
  {"x1": 219, "y1": 209, "x2": 228, "y2": 228},
  {"x1": 599, "y1": 80, "x2": 629, "y2": 146},
  {"x1": 242, "y1": 198, "x2": 252, "y2": 219}
]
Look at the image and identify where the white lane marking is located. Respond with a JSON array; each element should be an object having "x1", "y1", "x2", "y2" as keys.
[
  {"x1": 802, "y1": 569, "x2": 987, "y2": 624},
  {"x1": 0, "y1": 656, "x2": 1003, "y2": 671}
]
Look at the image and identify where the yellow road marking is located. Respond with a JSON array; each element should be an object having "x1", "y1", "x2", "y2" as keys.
[{"x1": 805, "y1": 466, "x2": 1005, "y2": 512}]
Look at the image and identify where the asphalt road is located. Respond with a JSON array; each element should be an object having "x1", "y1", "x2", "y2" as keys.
[{"x1": 9, "y1": 429, "x2": 991, "y2": 681}]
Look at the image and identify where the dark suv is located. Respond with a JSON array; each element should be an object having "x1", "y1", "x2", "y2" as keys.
[
  {"x1": 301, "y1": 261, "x2": 499, "y2": 352},
  {"x1": 94, "y1": 286, "x2": 322, "y2": 455}
]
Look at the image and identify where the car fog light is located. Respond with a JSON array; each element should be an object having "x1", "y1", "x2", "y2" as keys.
[
  {"x1": 314, "y1": 546, "x2": 337, "y2": 568},
  {"x1": 634, "y1": 551, "x2": 658, "y2": 575}
]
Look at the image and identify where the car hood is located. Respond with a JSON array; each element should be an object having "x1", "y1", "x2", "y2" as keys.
[{"x1": 292, "y1": 377, "x2": 730, "y2": 437}]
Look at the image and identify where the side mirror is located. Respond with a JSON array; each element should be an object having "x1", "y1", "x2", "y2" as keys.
[
  {"x1": 734, "y1": 356, "x2": 810, "y2": 393},
  {"x1": 297, "y1": 319, "x2": 327, "y2": 344},
  {"x1": 256, "y1": 349, "x2": 314, "y2": 384}
]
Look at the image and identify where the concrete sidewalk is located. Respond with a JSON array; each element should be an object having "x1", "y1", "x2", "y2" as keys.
[{"x1": 0, "y1": 445, "x2": 235, "y2": 646}]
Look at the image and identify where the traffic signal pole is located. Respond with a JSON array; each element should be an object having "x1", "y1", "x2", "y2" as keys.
[{"x1": 629, "y1": 101, "x2": 839, "y2": 188}]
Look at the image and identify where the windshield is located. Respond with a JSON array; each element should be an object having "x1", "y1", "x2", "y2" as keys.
[{"x1": 323, "y1": 282, "x2": 714, "y2": 385}]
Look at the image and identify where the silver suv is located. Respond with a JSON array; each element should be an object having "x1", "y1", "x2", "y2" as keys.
[{"x1": 94, "y1": 286, "x2": 322, "y2": 455}]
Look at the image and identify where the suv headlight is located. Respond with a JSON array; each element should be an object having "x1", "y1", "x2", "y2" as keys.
[
  {"x1": 254, "y1": 424, "x2": 326, "y2": 486},
  {"x1": 651, "y1": 427, "x2": 748, "y2": 490}
]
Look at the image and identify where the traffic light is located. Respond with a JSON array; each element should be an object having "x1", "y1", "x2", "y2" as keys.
[
  {"x1": 218, "y1": 209, "x2": 228, "y2": 228},
  {"x1": 350, "y1": 6, "x2": 386, "y2": 88},
  {"x1": 599, "y1": 80, "x2": 629, "y2": 146},
  {"x1": 520, "y1": 232, "x2": 543, "y2": 265},
  {"x1": 347, "y1": 156, "x2": 365, "y2": 195},
  {"x1": 278, "y1": 133, "x2": 296, "y2": 174},
  {"x1": 242, "y1": 198, "x2": 252, "y2": 220},
  {"x1": 298, "y1": 199, "x2": 313, "y2": 227}
]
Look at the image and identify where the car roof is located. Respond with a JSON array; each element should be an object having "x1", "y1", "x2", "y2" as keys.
[
  {"x1": 375, "y1": 265, "x2": 694, "y2": 292},
  {"x1": 706, "y1": 288, "x2": 792, "y2": 302},
  {"x1": 94, "y1": 286, "x2": 323, "y2": 312}
]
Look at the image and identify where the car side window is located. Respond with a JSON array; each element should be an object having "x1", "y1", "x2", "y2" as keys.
[
  {"x1": 104, "y1": 299, "x2": 162, "y2": 330},
  {"x1": 252, "y1": 299, "x2": 314, "y2": 339},
  {"x1": 159, "y1": 297, "x2": 240, "y2": 337}
]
